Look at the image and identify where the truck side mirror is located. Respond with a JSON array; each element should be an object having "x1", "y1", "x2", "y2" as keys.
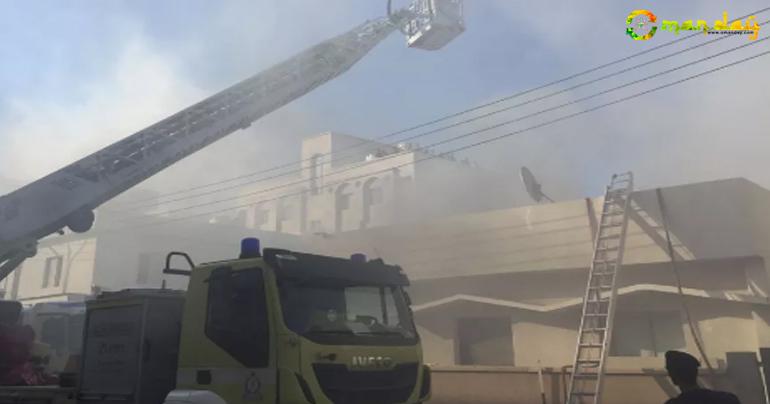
[{"x1": 163, "y1": 251, "x2": 195, "y2": 277}]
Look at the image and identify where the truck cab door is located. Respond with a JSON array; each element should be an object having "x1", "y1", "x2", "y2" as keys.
[{"x1": 179, "y1": 266, "x2": 276, "y2": 403}]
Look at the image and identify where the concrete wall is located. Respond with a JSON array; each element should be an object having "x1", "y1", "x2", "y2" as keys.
[
  {"x1": 91, "y1": 222, "x2": 306, "y2": 293},
  {"x1": 299, "y1": 178, "x2": 770, "y2": 281},
  {"x1": 242, "y1": 132, "x2": 517, "y2": 236},
  {"x1": 3, "y1": 218, "x2": 308, "y2": 304},
  {"x1": 407, "y1": 256, "x2": 761, "y2": 308},
  {"x1": 8, "y1": 237, "x2": 97, "y2": 303},
  {"x1": 428, "y1": 364, "x2": 764, "y2": 404},
  {"x1": 415, "y1": 290, "x2": 767, "y2": 369},
  {"x1": 512, "y1": 312, "x2": 579, "y2": 368}
]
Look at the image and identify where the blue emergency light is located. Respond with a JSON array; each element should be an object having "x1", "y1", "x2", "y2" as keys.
[
  {"x1": 240, "y1": 238, "x2": 261, "y2": 258},
  {"x1": 350, "y1": 253, "x2": 367, "y2": 263}
]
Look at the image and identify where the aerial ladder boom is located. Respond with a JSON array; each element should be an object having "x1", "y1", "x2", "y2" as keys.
[{"x1": 0, "y1": 0, "x2": 465, "y2": 282}]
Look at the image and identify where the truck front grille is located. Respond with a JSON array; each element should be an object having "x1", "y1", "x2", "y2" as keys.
[{"x1": 312, "y1": 362, "x2": 418, "y2": 404}]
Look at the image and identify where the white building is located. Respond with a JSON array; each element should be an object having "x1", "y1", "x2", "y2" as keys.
[
  {"x1": 0, "y1": 210, "x2": 305, "y2": 304},
  {"x1": 238, "y1": 132, "x2": 519, "y2": 235},
  {"x1": 0, "y1": 131, "x2": 518, "y2": 304}
]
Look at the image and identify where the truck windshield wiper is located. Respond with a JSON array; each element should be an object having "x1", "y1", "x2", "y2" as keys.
[
  {"x1": 355, "y1": 330, "x2": 406, "y2": 336},
  {"x1": 307, "y1": 329, "x2": 355, "y2": 335}
]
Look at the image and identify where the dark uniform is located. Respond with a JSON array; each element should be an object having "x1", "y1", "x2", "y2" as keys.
[
  {"x1": 665, "y1": 388, "x2": 741, "y2": 404},
  {"x1": 664, "y1": 351, "x2": 742, "y2": 404}
]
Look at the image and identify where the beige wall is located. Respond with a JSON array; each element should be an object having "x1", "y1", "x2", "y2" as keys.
[
  {"x1": 429, "y1": 366, "x2": 762, "y2": 404},
  {"x1": 407, "y1": 256, "x2": 761, "y2": 309},
  {"x1": 301, "y1": 178, "x2": 770, "y2": 282},
  {"x1": 8, "y1": 237, "x2": 97, "y2": 302},
  {"x1": 243, "y1": 132, "x2": 516, "y2": 237},
  {"x1": 512, "y1": 313, "x2": 579, "y2": 368},
  {"x1": 3, "y1": 218, "x2": 307, "y2": 304},
  {"x1": 416, "y1": 291, "x2": 767, "y2": 370},
  {"x1": 418, "y1": 323, "x2": 455, "y2": 366}
]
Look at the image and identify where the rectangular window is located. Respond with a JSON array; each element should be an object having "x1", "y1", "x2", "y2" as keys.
[
  {"x1": 310, "y1": 220, "x2": 323, "y2": 233},
  {"x1": 457, "y1": 317, "x2": 513, "y2": 365},
  {"x1": 43, "y1": 256, "x2": 63, "y2": 288},
  {"x1": 281, "y1": 206, "x2": 295, "y2": 221},
  {"x1": 338, "y1": 194, "x2": 351, "y2": 210},
  {"x1": 42, "y1": 265, "x2": 50, "y2": 288},
  {"x1": 370, "y1": 187, "x2": 384, "y2": 205},
  {"x1": 41, "y1": 316, "x2": 68, "y2": 352},
  {"x1": 253, "y1": 206, "x2": 268, "y2": 227},
  {"x1": 278, "y1": 199, "x2": 296, "y2": 222},
  {"x1": 205, "y1": 266, "x2": 269, "y2": 367},
  {"x1": 343, "y1": 286, "x2": 399, "y2": 326},
  {"x1": 610, "y1": 311, "x2": 685, "y2": 357}
]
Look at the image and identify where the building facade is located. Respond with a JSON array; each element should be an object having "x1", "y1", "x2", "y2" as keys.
[
  {"x1": 298, "y1": 177, "x2": 770, "y2": 382},
  {"x1": 0, "y1": 215, "x2": 305, "y2": 304},
  {"x1": 237, "y1": 132, "x2": 519, "y2": 235},
  {"x1": 0, "y1": 131, "x2": 518, "y2": 304}
]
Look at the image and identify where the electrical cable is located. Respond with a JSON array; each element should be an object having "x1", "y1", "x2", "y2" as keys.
[
  {"x1": 112, "y1": 6, "x2": 770, "y2": 208},
  {"x1": 655, "y1": 188, "x2": 717, "y2": 377},
  {"x1": 118, "y1": 46, "x2": 770, "y2": 225},
  {"x1": 116, "y1": 23, "x2": 757, "y2": 212},
  {"x1": 104, "y1": 48, "x2": 770, "y2": 232},
  {"x1": 112, "y1": 36, "x2": 769, "y2": 220},
  {"x1": 116, "y1": 15, "x2": 770, "y2": 213}
]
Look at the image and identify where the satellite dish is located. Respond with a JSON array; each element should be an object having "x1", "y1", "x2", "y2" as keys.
[{"x1": 520, "y1": 166, "x2": 554, "y2": 203}]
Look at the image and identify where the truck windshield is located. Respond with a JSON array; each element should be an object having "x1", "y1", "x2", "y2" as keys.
[{"x1": 278, "y1": 280, "x2": 417, "y2": 344}]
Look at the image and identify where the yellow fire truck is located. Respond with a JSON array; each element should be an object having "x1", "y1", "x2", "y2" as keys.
[
  {"x1": 74, "y1": 239, "x2": 430, "y2": 404},
  {"x1": 1, "y1": 239, "x2": 430, "y2": 404}
]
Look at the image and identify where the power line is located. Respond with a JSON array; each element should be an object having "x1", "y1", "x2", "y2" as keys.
[
  {"x1": 117, "y1": 25, "x2": 757, "y2": 212},
  {"x1": 112, "y1": 36, "x2": 768, "y2": 221},
  {"x1": 105, "y1": 47, "x2": 769, "y2": 232},
  {"x1": 112, "y1": 6, "x2": 770, "y2": 209}
]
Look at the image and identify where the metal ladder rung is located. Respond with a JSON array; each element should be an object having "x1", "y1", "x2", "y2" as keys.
[
  {"x1": 572, "y1": 373, "x2": 599, "y2": 380},
  {"x1": 606, "y1": 194, "x2": 628, "y2": 200},
  {"x1": 569, "y1": 172, "x2": 633, "y2": 404},
  {"x1": 584, "y1": 313, "x2": 608, "y2": 317},
  {"x1": 592, "y1": 266, "x2": 616, "y2": 272}
]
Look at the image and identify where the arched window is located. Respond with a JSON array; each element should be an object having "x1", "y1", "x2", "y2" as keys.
[
  {"x1": 361, "y1": 177, "x2": 383, "y2": 229},
  {"x1": 334, "y1": 183, "x2": 352, "y2": 233},
  {"x1": 309, "y1": 154, "x2": 323, "y2": 194},
  {"x1": 252, "y1": 204, "x2": 268, "y2": 228}
]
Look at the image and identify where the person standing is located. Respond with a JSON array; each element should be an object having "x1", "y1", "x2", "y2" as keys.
[{"x1": 664, "y1": 350, "x2": 741, "y2": 404}]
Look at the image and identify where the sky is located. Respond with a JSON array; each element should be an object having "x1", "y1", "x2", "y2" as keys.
[{"x1": 1, "y1": 0, "x2": 769, "y2": 207}]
